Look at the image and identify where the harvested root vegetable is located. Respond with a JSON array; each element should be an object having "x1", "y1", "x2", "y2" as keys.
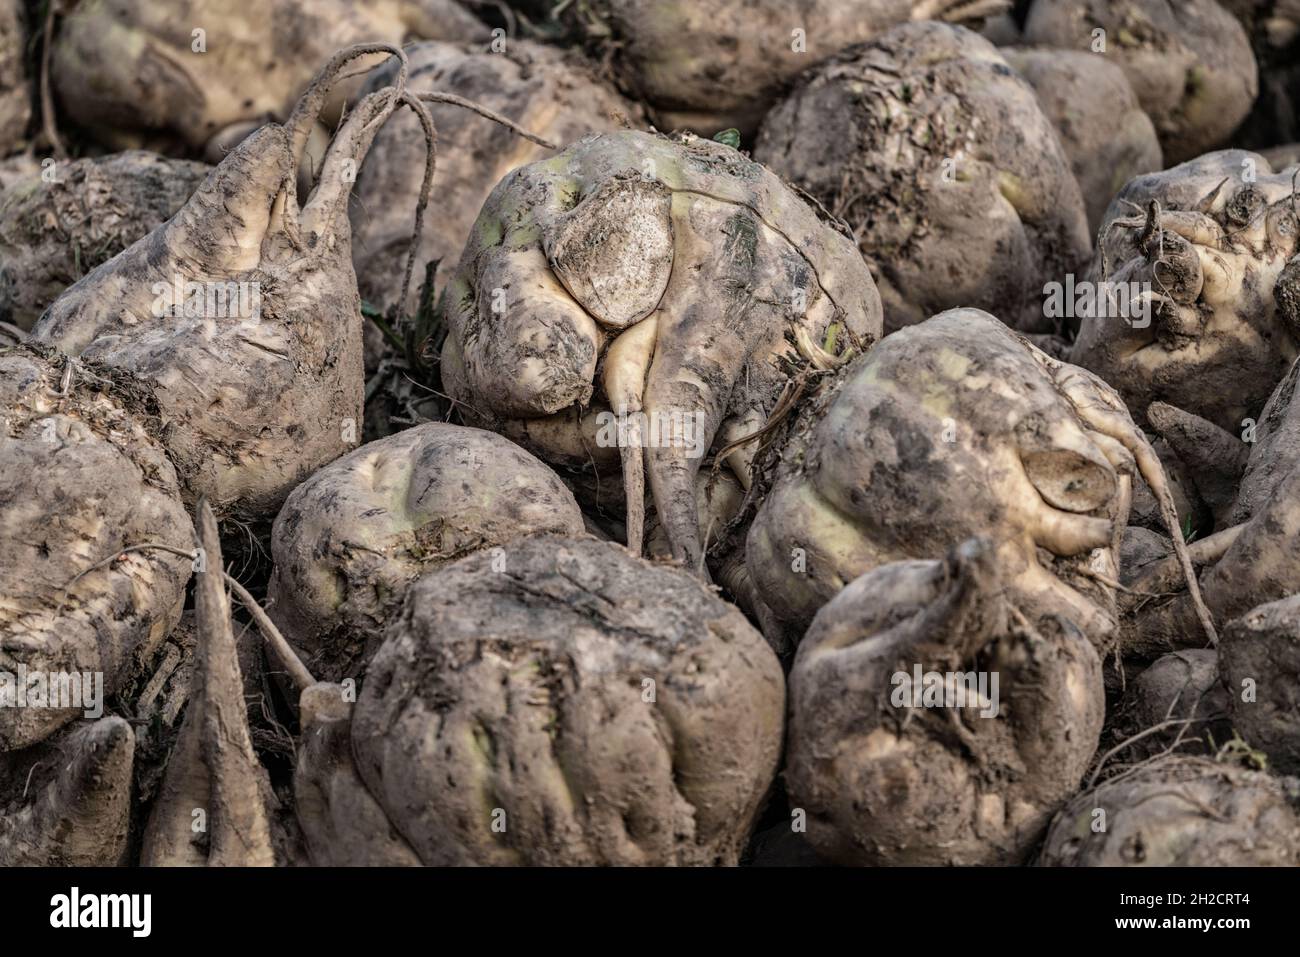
[
  {"x1": 1120, "y1": 524, "x2": 1177, "y2": 577},
  {"x1": 35, "y1": 44, "x2": 557, "y2": 520},
  {"x1": 755, "y1": 22, "x2": 1091, "y2": 333},
  {"x1": 50, "y1": 0, "x2": 485, "y2": 153},
  {"x1": 0, "y1": 151, "x2": 209, "y2": 330},
  {"x1": 981, "y1": 10, "x2": 1026, "y2": 43},
  {"x1": 1123, "y1": 366, "x2": 1300, "y2": 650},
  {"x1": 1001, "y1": 47, "x2": 1162, "y2": 232},
  {"x1": 1118, "y1": 649, "x2": 1230, "y2": 756},
  {"x1": 1221, "y1": 592, "x2": 1300, "y2": 772},
  {"x1": 167, "y1": 557, "x2": 428, "y2": 866},
  {"x1": 0, "y1": 153, "x2": 35, "y2": 192},
  {"x1": 1133, "y1": 373, "x2": 1300, "y2": 648},
  {"x1": 1136, "y1": 364, "x2": 1300, "y2": 639},
  {"x1": 747, "y1": 308, "x2": 1215, "y2": 651},
  {"x1": 642, "y1": 467, "x2": 793, "y2": 655},
  {"x1": 0, "y1": 347, "x2": 192, "y2": 751},
  {"x1": 350, "y1": 535, "x2": 785, "y2": 865},
  {"x1": 0, "y1": 717, "x2": 135, "y2": 866},
  {"x1": 293, "y1": 681, "x2": 421, "y2": 866},
  {"x1": 551, "y1": 0, "x2": 1009, "y2": 136},
  {"x1": 1229, "y1": 1, "x2": 1300, "y2": 144},
  {"x1": 1229, "y1": 355, "x2": 1300, "y2": 524},
  {"x1": 351, "y1": 39, "x2": 640, "y2": 324},
  {"x1": 441, "y1": 129, "x2": 881, "y2": 568},
  {"x1": 31, "y1": 45, "x2": 418, "y2": 520},
  {"x1": 267, "y1": 423, "x2": 585, "y2": 681},
  {"x1": 1145, "y1": 400, "x2": 1248, "y2": 528},
  {"x1": 0, "y1": 0, "x2": 27, "y2": 150},
  {"x1": 786, "y1": 537, "x2": 1104, "y2": 865},
  {"x1": 1126, "y1": 439, "x2": 1202, "y2": 536},
  {"x1": 1024, "y1": 0, "x2": 1258, "y2": 164},
  {"x1": 141, "y1": 501, "x2": 274, "y2": 866},
  {"x1": 1038, "y1": 755, "x2": 1300, "y2": 865},
  {"x1": 1071, "y1": 150, "x2": 1300, "y2": 433},
  {"x1": 1121, "y1": 475, "x2": 1300, "y2": 657}
]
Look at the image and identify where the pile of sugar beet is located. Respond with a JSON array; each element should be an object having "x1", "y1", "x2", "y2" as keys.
[{"x1": 2, "y1": 0, "x2": 1300, "y2": 867}]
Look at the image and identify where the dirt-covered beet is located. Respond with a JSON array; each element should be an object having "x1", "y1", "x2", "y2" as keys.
[
  {"x1": 349, "y1": 535, "x2": 785, "y2": 865},
  {"x1": 1220, "y1": 592, "x2": 1300, "y2": 772},
  {"x1": 1039, "y1": 755, "x2": 1300, "y2": 865},
  {"x1": 441, "y1": 128, "x2": 882, "y2": 568},
  {"x1": 1127, "y1": 471, "x2": 1300, "y2": 656},
  {"x1": 1250, "y1": 2, "x2": 1300, "y2": 146},
  {"x1": 1118, "y1": 649, "x2": 1231, "y2": 755},
  {"x1": 547, "y1": 0, "x2": 1006, "y2": 137},
  {"x1": 0, "y1": 152, "x2": 209, "y2": 330},
  {"x1": 292, "y1": 681, "x2": 421, "y2": 866},
  {"x1": 0, "y1": 716, "x2": 135, "y2": 865},
  {"x1": 1225, "y1": 0, "x2": 1300, "y2": 146},
  {"x1": 1001, "y1": 47, "x2": 1162, "y2": 231},
  {"x1": 0, "y1": 153, "x2": 34, "y2": 192},
  {"x1": 1120, "y1": 355, "x2": 1300, "y2": 657},
  {"x1": 755, "y1": 22, "x2": 1090, "y2": 333},
  {"x1": 9, "y1": 8, "x2": 1300, "y2": 876},
  {"x1": 1072, "y1": 151, "x2": 1300, "y2": 435},
  {"x1": 267, "y1": 423, "x2": 585, "y2": 681},
  {"x1": 0, "y1": 0, "x2": 27, "y2": 151},
  {"x1": 1227, "y1": 354, "x2": 1300, "y2": 526},
  {"x1": 0, "y1": 347, "x2": 193, "y2": 751},
  {"x1": 1142, "y1": 400, "x2": 1246, "y2": 530},
  {"x1": 50, "y1": 0, "x2": 486, "y2": 153},
  {"x1": 141, "y1": 502, "x2": 275, "y2": 867},
  {"x1": 746, "y1": 308, "x2": 1213, "y2": 651},
  {"x1": 1123, "y1": 356, "x2": 1300, "y2": 660},
  {"x1": 787, "y1": 538, "x2": 1104, "y2": 864},
  {"x1": 1023, "y1": 0, "x2": 1259, "y2": 164},
  {"x1": 29, "y1": 47, "x2": 422, "y2": 521},
  {"x1": 351, "y1": 39, "x2": 640, "y2": 325}
]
